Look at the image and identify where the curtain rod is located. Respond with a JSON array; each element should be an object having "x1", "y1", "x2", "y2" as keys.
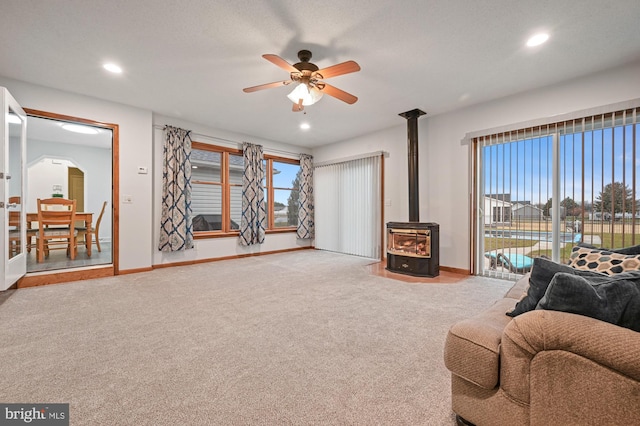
[
  {"x1": 461, "y1": 97, "x2": 640, "y2": 145},
  {"x1": 153, "y1": 124, "x2": 303, "y2": 158},
  {"x1": 313, "y1": 151, "x2": 386, "y2": 168}
]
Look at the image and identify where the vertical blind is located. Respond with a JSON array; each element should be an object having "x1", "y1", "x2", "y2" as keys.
[
  {"x1": 314, "y1": 154, "x2": 382, "y2": 259},
  {"x1": 476, "y1": 106, "x2": 640, "y2": 278}
]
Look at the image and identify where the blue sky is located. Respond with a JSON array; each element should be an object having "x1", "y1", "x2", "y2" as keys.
[
  {"x1": 483, "y1": 124, "x2": 639, "y2": 207},
  {"x1": 272, "y1": 161, "x2": 300, "y2": 204}
]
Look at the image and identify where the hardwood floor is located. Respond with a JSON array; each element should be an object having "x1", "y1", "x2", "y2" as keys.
[{"x1": 366, "y1": 259, "x2": 470, "y2": 284}]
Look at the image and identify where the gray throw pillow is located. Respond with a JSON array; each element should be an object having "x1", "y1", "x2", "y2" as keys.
[
  {"x1": 507, "y1": 257, "x2": 604, "y2": 317},
  {"x1": 536, "y1": 271, "x2": 640, "y2": 332}
]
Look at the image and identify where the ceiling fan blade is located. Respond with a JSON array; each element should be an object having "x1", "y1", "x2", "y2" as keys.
[
  {"x1": 262, "y1": 54, "x2": 299, "y2": 73},
  {"x1": 243, "y1": 80, "x2": 291, "y2": 93},
  {"x1": 292, "y1": 100, "x2": 304, "y2": 112},
  {"x1": 315, "y1": 61, "x2": 361, "y2": 79},
  {"x1": 320, "y1": 83, "x2": 358, "y2": 104}
]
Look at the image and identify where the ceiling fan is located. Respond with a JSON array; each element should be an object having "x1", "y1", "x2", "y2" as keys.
[{"x1": 243, "y1": 49, "x2": 361, "y2": 112}]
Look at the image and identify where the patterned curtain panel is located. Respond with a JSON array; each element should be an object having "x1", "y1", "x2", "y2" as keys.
[
  {"x1": 239, "y1": 142, "x2": 266, "y2": 246},
  {"x1": 158, "y1": 125, "x2": 194, "y2": 252},
  {"x1": 297, "y1": 154, "x2": 315, "y2": 239}
]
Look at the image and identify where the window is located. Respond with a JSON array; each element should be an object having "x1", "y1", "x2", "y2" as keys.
[
  {"x1": 191, "y1": 142, "x2": 300, "y2": 236},
  {"x1": 474, "y1": 105, "x2": 640, "y2": 278},
  {"x1": 191, "y1": 142, "x2": 242, "y2": 234},
  {"x1": 264, "y1": 158, "x2": 301, "y2": 229}
]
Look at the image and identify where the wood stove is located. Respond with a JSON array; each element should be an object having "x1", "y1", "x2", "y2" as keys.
[
  {"x1": 386, "y1": 108, "x2": 440, "y2": 277},
  {"x1": 387, "y1": 222, "x2": 439, "y2": 277}
]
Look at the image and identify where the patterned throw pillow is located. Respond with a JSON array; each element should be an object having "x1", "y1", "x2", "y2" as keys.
[{"x1": 568, "y1": 246, "x2": 640, "y2": 275}]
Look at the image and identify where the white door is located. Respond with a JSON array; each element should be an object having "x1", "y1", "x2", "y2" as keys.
[{"x1": 1, "y1": 88, "x2": 27, "y2": 290}]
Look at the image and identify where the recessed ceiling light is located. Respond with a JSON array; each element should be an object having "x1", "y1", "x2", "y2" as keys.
[
  {"x1": 103, "y1": 63, "x2": 123, "y2": 74},
  {"x1": 61, "y1": 123, "x2": 99, "y2": 134},
  {"x1": 526, "y1": 33, "x2": 549, "y2": 47},
  {"x1": 300, "y1": 123, "x2": 310, "y2": 130}
]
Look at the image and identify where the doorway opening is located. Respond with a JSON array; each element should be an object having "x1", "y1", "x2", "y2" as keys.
[{"x1": 18, "y1": 109, "x2": 119, "y2": 286}]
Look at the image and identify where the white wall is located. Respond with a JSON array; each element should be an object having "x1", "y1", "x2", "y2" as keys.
[
  {"x1": 27, "y1": 159, "x2": 72, "y2": 203},
  {"x1": 151, "y1": 114, "x2": 312, "y2": 266},
  {"x1": 314, "y1": 59, "x2": 640, "y2": 271}
]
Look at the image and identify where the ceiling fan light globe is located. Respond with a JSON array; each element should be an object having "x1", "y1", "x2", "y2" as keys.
[
  {"x1": 308, "y1": 87, "x2": 324, "y2": 105},
  {"x1": 287, "y1": 83, "x2": 321, "y2": 106}
]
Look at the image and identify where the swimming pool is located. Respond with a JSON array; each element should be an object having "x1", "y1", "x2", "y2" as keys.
[{"x1": 485, "y1": 229, "x2": 581, "y2": 243}]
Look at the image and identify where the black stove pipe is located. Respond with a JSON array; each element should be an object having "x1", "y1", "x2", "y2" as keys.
[{"x1": 399, "y1": 109, "x2": 426, "y2": 222}]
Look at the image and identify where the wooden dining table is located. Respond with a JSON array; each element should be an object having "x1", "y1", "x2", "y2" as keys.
[{"x1": 27, "y1": 212, "x2": 94, "y2": 257}]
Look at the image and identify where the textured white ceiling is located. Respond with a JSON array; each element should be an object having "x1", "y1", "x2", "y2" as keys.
[{"x1": 2, "y1": 0, "x2": 640, "y2": 148}]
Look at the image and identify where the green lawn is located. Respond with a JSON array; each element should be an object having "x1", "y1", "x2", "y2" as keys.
[
  {"x1": 597, "y1": 233, "x2": 640, "y2": 249},
  {"x1": 484, "y1": 238, "x2": 538, "y2": 252},
  {"x1": 527, "y1": 247, "x2": 564, "y2": 259},
  {"x1": 518, "y1": 232, "x2": 640, "y2": 262}
]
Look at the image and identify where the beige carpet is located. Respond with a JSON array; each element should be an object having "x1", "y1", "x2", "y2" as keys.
[{"x1": 0, "y1": 250, "x2": 513, "y2": 425}]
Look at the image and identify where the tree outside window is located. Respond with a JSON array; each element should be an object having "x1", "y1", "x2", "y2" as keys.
[
  {"x1": 594, "y1": 182, "x2": 640, "y2": 216},
  {"x1": 271, "y1": 161, "x2": 300, "y2": 228}
]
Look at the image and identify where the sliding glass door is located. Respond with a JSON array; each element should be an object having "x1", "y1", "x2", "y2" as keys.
[
  {"x1": 475, "y1": 107, "x2": 640, "y2": 278},
  {"x1": 314, "y1": 154, "x2": 383, "y2": 259}
]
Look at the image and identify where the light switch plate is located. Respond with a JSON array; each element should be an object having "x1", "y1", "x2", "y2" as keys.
[{"x1": 137, "y1": 166, "x2": 148, "y2": 174}]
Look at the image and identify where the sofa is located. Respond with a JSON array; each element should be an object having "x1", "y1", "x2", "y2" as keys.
[{"x1": 444, "y1": 253, "x2": 640, "y2": 426}]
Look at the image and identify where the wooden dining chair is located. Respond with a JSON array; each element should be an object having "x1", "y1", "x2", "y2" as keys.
[
  {"x1": 8, "y1": 196, "x2": 20, "y2": 224},
  {"x1": 36, "y1": 198, "x2": 78, "y2": 263},
  {"x1": 8, "y1": 196, "x2": 23, "y2": 256},
  {"x1": 76, "y1": 201, "x2": 107, "y2": 252}
]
